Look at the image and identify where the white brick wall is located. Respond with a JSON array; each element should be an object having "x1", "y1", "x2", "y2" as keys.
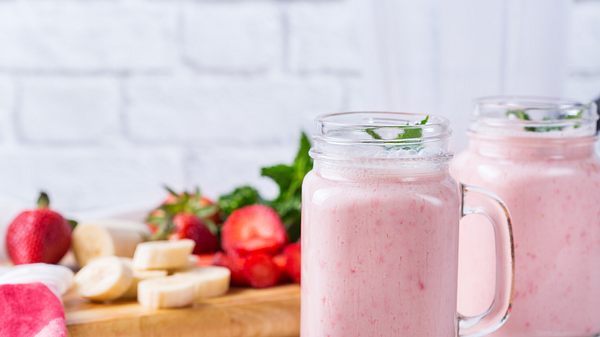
[
  {"x1": 182, "y1": 3, "x2": 281, "y2": 72},
  {"x1": 0, "y1": 2, "x2": 178, "y2": 71},
  {"x1": 0, "y1": 148, "x2": 186, "y2": 212},
  {"x1": 0, "y1": 0, "x2": 597, "y2": 221},
  {"x1": 568, "y1": 1, "x2": 600, "y2": 72},
  {"x1": 19, "y1": 77, "x2": 120, "y2": 143},
  {"x1": 186, "y1": 145, "x2": 296, "y2": 200},
  {"x1": 0, "y1": 77, "x2": 14, "y2": 142},
  {"x1": 125, "y1": 76, "x2": 343, "y2": 144},
  {"x1": 566, "y1": 0, "x2": 600, "y2": 101},
  {"x1": 288, "y1": 2, "x2": 362, "y2": 73}
]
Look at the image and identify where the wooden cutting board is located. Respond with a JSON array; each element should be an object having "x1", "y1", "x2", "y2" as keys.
[{"x1": 65, "y1": 284, "x2": 300, "y2": 337}]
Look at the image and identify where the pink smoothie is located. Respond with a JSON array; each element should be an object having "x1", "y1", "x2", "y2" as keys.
[
  {"x1": 301, "y1": 164, "x2": 461, "y2": 336},
  {"x1": 452, "y1": 136, "x2": 600, "y2": 337}
]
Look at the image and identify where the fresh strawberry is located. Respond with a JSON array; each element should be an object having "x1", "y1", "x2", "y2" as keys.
[
  {"x1": 213, "y1": 252, "x2": 247, "y2": 286},
  {"x1": 161, "y1": 189, "x2": 220, "y2": 223},
  {"x1": 242, "y1": 253, "x2": 281, "y2": 288},
  {"x1": 146, "y1": 221, "x2": 159, "y2": 235},
  {"x1": 283, "y1": 243, "x2": 301, "y2": 284},
  {"x1": 6, "y1": 192, "x2": 72, "y2": 265},
  {"x1": 170, "y1": 213, "x2": 218, "y2": 254},
  {"x1": 272, "y1": 253, "x2": 290, "y2": 283},
  {"x1": 233, "y1": 238, "x2": 283, "y2": 256},
  {"x1": 221, "y1": 205, "x2": 288, "y2": 256},
  {"x1": 272, "y1": 253, "x2": 287, "y2": 272},
  {"x1": 196, "y1": 253, "x2": 217, "y2": 267},
  {"x1": 199, "y1": 197, "x2": 220, "y2": 223},
  {"x1": 147, "y1": 187, "x2": 220, "y2": 254}
]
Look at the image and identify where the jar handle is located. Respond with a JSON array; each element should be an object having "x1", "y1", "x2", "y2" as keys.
[{"x1": 458, "y1": 184, "x2": 515, "y2": 337}]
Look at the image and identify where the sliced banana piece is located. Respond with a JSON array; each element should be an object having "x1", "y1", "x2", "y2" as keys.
[
  {"x1": 74, "y1": 256, "x2": 133, "y2": 302},
  {"x1": 168, "y1": 255, "x2": 200, "y2": 274},
  {"x1": 133, "y1": 240, "x2": 195, "y2": 271},
  {"x1": 0, "y1": 263, "x2": 74, "y2": 298},
  {"x1": 72, "y1": 220, "x2": 149, "y2": 267},
  {"x1": 137, "y1": 275, "x2": 196, "y2": 309},
  {"x1": 119, "y1": 258, "x2": 167, "y2": 299},
  {"x1": 186, "y1": 255, "x2": 199, "y2": 268},
  {"x1": 174, "y1": 266, "x2": 230, "y2": 300}
]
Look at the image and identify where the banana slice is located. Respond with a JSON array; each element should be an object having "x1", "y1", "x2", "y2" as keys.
[
  {"x1": 168, "y1": 255, "x2": 200, "y2": 274},
  {"x1": 186, "y1": 255, "x2": 199, "y2": 268},
  {"x1": 119, "y1": 258, "x2": 167, "y2": 300},
  {"x1": 74, "y1": 256, "x2": 133, "y2": 302},
  {"x1": 174, "y1": 266, "x2": 230, "y2": 300},
  {"x1": 72, "y1": 220, "x2": 149, "y2": 267},
  {"x1": 133, "y1": 240, "x2": 195, "y2": 271},
  {"x1": 137, "y1": 275, "x2": 196, "y2": 309},
  {"x1": 0, "y1": 263, "x2": 74, "y2": 298}
]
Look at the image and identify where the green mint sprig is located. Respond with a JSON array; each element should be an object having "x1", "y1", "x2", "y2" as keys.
[
  {"x1": 365, "y1": 116, "x2": 430, "y2": 150},
  {"x1": 506, "y1": 109, "x2": 583, "y2": 132},
  {"x1": 217, "y1": 133, "x2": 311, "y2": 242},
  {"x1": 259, "y1": 132, "x2": 311, "y2": 242}
]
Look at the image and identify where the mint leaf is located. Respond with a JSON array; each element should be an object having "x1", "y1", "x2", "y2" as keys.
[
  {"x1": 260, "y1": 132, "x2": 312, "y2": 242},
  {"x1": 271, "y1": 196, "x2": 302, "y2": 241},
  {"x1": 507, "y1": 110, "x2": 531, "y2": 121},
  {"x1": 397, "y1": 127, "x2": 422, "y2": 140},
  {"x1": 296, "y1": 132, "x2": 311, "y2": 160},
  {"x1": 507, "y1": 109, "x2": 583, "y2": 132},
  {"x1": 217, "y1": 186, "x2": 263, "y2": 216},
  {"x1": 215, "y1": 132, "x2": 312, "y2": 242},
  {"x1": 366, "y1": 128, "x2": 382, "y2": 140},
  {"x1": 507, "y1": 110, "x2": 541, "y2": 132},
  {"x1": 365, "y1": 116, "x2": 429, "y2": 141},
  {"x1": 261, "y1": 164, "x2": 295, "y2": 193},
  {"x1": 566, "y1": 110, "x2": 584, "y2": 129},
  {"x1": 565, "y1": 110, "x2": 583, "y2": 120}
]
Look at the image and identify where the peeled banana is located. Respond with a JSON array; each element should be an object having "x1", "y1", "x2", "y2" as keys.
[
  {"x1": 74, "y1": 256, "x2": 133, "y2": 302},
  {"x1": 133, "y1": 240, "x2": 195, "y2": 270},
  {"x1": 72, "y1": 220, "x2": 149, "y2": 267}
]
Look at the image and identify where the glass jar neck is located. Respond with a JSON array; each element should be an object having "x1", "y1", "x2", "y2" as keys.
[
  {"x1": 470, "y1": 96, "x2": 598, "y2": 138},
  {"x1": 311, "y1": 112, "x2": 453, "y2": 178},
  {"x1": 313, "y1": 157, "x2": 451, "y2": 181},
  {"x1": 467, "y1": 133, "x2": 597, "y2": 160}
]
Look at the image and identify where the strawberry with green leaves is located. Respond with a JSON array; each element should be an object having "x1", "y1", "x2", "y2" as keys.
[
  {"x1": 6, "y1": 192, "x2": 73, "y2": 265},
  {"x1": 146, "y1": 187, "x2": 220, "y2": 254}
]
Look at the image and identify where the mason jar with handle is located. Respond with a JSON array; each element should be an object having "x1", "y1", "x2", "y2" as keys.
[
  {"x1": 301, "y1": 112, "x2": 515, "y2": 337},
  {"x1": 452, "y1": 97, "x2": 600, "y2": 337}
]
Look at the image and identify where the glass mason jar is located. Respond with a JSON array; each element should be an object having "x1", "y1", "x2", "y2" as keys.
[
  {"x1": 452, "y1": 97, "x2": 600, "y2": 337},
  {"x1": 301, "y1": 112, "x2": 515, "y2": 337}
]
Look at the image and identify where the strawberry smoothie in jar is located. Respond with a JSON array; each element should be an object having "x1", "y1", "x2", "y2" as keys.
[
  {"x1": 301, "y1": 112, "x2": 515, "y2": 337},
  {"x1": 452, "y1": 97, "x2": 600, "y2": 337}
]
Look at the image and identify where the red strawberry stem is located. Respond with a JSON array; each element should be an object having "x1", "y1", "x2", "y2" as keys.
[{"x1": 37, "y1": 191, "x2": 50, "y2": 209}]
